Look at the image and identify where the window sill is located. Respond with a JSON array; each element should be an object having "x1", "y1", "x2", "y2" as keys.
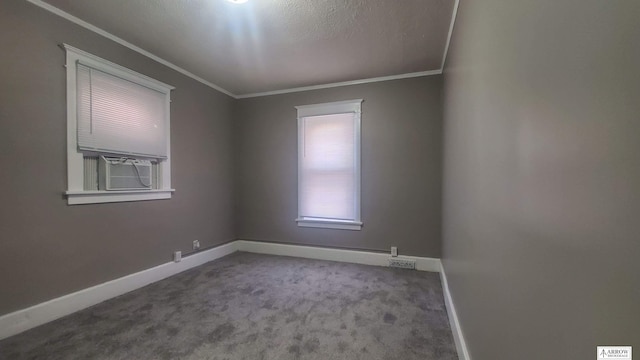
[
  {"x1": 296, "y1": 218, "x2": 363, "y2": 231},
  {"x1": 65, "y1": 189, "x2": 175, "y2": 205}
]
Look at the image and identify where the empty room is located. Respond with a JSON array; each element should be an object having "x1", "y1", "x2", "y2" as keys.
[{"x1": 0, "y1": 0, "x2": 638, "y2": 359}]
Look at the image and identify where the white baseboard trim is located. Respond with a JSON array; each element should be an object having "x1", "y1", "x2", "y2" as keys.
[
  {"x1": 0, "y1": 242, "x2": 236, "y2": 340},
  {"x1": 235, "y1": 240, "x2": 442, "y2": 272},
  {"x1": 440, "y1": 266, "x2": 471, "y2": 360},
  {"x1": 0, "y1": 240, "x2": 443, "y2": 341}
]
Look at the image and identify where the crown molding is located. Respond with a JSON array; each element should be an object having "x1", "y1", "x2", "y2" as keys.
[
  {"x1": 236, "y1": 70, "x2": 442, "y2": 99},
  {"x1": 26, "y1": 0, "x2": 237, "y2": 98},
  {"x1": 27, "y1": 0, "x2": 458, "y2": 99},
  {"x1": 440, "y1": 0, "x2": 460, "y2": 70}
]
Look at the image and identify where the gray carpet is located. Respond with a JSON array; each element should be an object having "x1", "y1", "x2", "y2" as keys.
[{"x1": 0, "y1": 252, "x2": 458, "y2": 360}]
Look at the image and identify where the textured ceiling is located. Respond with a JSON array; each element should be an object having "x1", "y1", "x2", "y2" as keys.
[{"x1": 41, "y1": 0, "x2": 456, "y2": 96}]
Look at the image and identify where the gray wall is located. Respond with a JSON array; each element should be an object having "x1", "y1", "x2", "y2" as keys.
[
  {"x1": 235, "y1": 77, "x2": 443, "y2": 257},
  {"x1": 0, "y1": 1, "x2": 235, "y2": 315},
  {"x1": 442, "y1": 1, "x2": 640, "y2": 359}
]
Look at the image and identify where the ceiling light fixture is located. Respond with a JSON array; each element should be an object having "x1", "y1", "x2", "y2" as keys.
[{"x1": 225, "y1": 0, "x2": 248, "y2": 4}]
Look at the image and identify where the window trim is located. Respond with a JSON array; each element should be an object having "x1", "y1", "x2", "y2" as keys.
[
  {"x1": 295, "y1": 99, "x2": 363, "y2": 230},
  {"x1": 63, "y1": 44, "x2": 175, "y2": 205}
]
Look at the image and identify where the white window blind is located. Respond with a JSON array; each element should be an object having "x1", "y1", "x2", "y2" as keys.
[
  {"x1": 76, "y1": 63, "x2": 168, "y2": 159},
  {"x1": 300, "y1": 113, "x2": 356, "y2": 220},
  {"x1": 296, "y1": 99, "x2": 362, "y2": 230}
]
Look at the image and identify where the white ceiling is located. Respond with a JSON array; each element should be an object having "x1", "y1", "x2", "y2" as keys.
[{"x1": 36, "y1": 0, "x2": 457, "y2": 97}]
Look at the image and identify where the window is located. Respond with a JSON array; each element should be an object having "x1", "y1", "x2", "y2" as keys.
[
  {"x1": 296, "y1": 99, "x2": 363, "y2": 230},
  {"x1": 64, "y1": 44, "x2": 175, "y2": 205}
]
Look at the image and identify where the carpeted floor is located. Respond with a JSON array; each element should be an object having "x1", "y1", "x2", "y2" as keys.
[{"x1": 0, "y1": 252, "x2": 458, "y2": 360}]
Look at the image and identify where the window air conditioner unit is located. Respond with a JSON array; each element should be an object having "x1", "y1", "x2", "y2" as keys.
[{"x1": 99, "y1": 156, "x2": 153, "y2": 191}]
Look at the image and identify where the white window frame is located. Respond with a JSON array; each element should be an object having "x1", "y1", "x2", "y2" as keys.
[
  {"x1": 295, "y1": 99, "x2": 363, "y2": 230},
  {"x1": 63, "y1": 44, "x2": 175, "y2": 205}
]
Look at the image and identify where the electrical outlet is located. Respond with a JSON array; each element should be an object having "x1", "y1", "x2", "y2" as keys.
[
  {"x1": 391, "y1": 246, "x2": 398, "y2": 257},
  {"x1": 193, "y1": 240, "x2": 200, "y2": 251},
  {"x1": 173, "y1": 251, "x2": 182, "y2": 263},
  {"x1": 388, "y1": 258, "x2": 415, "y2": 270}
]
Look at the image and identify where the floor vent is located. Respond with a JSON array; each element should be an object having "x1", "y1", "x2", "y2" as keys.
[{"x1": 388, "y1": 258, "x2": 416, "y2": 270}]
